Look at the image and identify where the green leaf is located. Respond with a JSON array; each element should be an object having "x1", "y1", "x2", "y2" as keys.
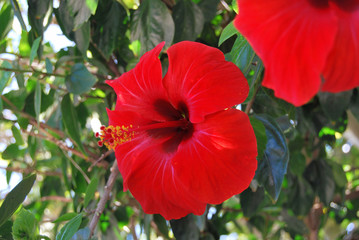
[
  {"x1": 61, "y1": 94, "x2": 86, "y2": 155},
  {"x1": 29, "y1": 37, "x2": 41, "y2": 65},
  {"x1": 34, "y1": 80, "x2": 41, "y2": 124},
  {"x1": 27, "y1": 0, "x2": 51, "y2": 37},
  {"x1": 85, "y1": 0, "x2": 98, "y2": 14},
  {"x1": 2, "y1": 144, "x2": 25, "y2": 160},
  {"x1": 0, "y1": 2, "x2": 14, "y2": 40},
  {"x1": 318, "y1": 90, "x2": 352, "y2": 121},
  {"x1": 0, "y1": 174, "x2": 36, "y2": 227},
  {"x1": 172, "y1": 0, "x2": 204, "y2": 42},
  {"x1": 0, "y1": 61, "x2": 12, "y2": 93},
  {"x1": 92, "y1": 0, "x2": 127, "y2": 58},
  {"x1": 230, "y1": 34, "x2": 256, "y2": 74},
  {"x1": 218, "y1": 22, "x2": 237, "y2": 46},
  {"x1": 11, "y1": 126, "x2": 24, "y2": 146},
  {"x1": 0, "y1": 220, "x2": 13, "y2": 239},
  {"x1": 198, "y1": 0, "x2": 220, "y2": 22},
  {"x1": 131, "y1": 0, "x2": 174, "y2": 55},
  {"x1": 53, "y1": 213, "x2": 78, "y2": 224},
  {"x1": 67, "y1": 0, "x2": 92, "y2": 30},
  {"x1": 153, "y1": 215, "x2": 169, "y2": 238},
  {"x1": 65, "y1": 63, "x2": 97, "y2": 94},
  {"x1": 249, "y1": 116, "x2": 267, "y2": 160},
  {"x1": 329, "y1": 161, "x2": 347, "y2": 188},
  {"x1": 304, "y1": 159, "x2": 335, "y2": 205},
  {"x1": 240, "y1": 187, "x2": 266, "y2": 218},
  {"x1": 84, "y1": 178, "x2": 99, "y2": 208},
  {"x1": 45, "y1": 58, "x2": 53, "y2": 74},
  {"x1": 170, "y1": 214, "x2": 200, "y2": 240},
  {"x1": 71, "y1": 227, "x2": 90, "y2": 240},
  {"x1": 287, "y1": 175, "x2": 315, "y2": 216},
  {"x1": 10, "y1": 0, "x2": 27, "y2": 31},
  {"x1": 255, "y1": 114, "x2": 289, "y2": 201},
  {"x1": 56, "y1": 213, "x2": 83, "y2": 240},
  {"x1": 74, "y1": 21, "x2": 90, "y2": 55},
  {"x1": 12, "y1": 209, "x2": 39, "y2": 240}
]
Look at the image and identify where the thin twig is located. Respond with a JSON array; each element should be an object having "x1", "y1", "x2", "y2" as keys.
[
  {"x1": 0, "y1": 66, "x2": 66, "y2": 78},
  {"x1": 60, "y1": 148, "x2": 91, "y2": 184},
  {"x1": 244, "y1": 85, "x2": 260, "y2": 115},
  {"x1": 88, "y1": 150, "x2": 113, "y2": 172},
  {"x1": 40, "y1": 196, "x2": 72, "y2": 202},
  {"x1": 89, "y1": 161, "x2": 119, "y2": 237},
  {"x1": 0, "y1": 166, "x2": 62, "y2": 177}
]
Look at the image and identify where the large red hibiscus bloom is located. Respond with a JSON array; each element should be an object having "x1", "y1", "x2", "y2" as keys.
[
  {"x1": 97, "y1": 41, "x2": 257, "y2": 220},
  {"x1": 234, "y1": 0, "x2": 359, "y2": 106}
]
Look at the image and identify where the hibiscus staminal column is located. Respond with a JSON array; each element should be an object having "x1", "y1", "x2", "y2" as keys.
[{"x1": 101, "y1": 41, "x2": 258, "y2": 220}]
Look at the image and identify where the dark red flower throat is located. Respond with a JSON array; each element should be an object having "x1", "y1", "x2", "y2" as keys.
[{"x1": 97, "y1": 99, "x2": 193, "y2": 153}]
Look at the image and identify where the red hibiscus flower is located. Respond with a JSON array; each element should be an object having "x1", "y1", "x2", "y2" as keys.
[
  {"x1": 234, "y1": 0, "x2": 359, "y2": 106},
  {"x1": 97, "y1": 41, "x2": 257, "y2": 220}
]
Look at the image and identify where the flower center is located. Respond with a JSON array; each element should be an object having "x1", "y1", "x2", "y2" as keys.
[{"x1": 96, "y1": 118, "x2": 191, "y2": 150}]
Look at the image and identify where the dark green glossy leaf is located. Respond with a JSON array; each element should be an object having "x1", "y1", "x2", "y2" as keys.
[
  {"x1": 249, "y1": 116, "x2": 267, "y2": 160},
  {"x1": 73, "y1": 21, "x2": 90, "y2": 55},
  {"x1": 218, "y1": 22, "x2": 237, "y2": 46},
  {"x1": 304, "y1": 159, "x2": 335, "y2": 205},
  {"x1": 84, "y1": 178, "x2": 98, "y2": 208},
  {"x1": 198, "y1": 0, "x2": 219, "y2": 22},
  {"x1": 67, "y1": 0, "x2": 92, "y2": 30},
  {"x1": 0, "y1": 2, "x2": 14, "y2": 40},
  {"x1": 11, "y1": 126, "x2": 24, "y2": 146},
  {"x1": 92, "y1": 0, "x2": 127, "y2": 58},
  {"x1": 29, "y1": 37, "x2": 41, "y2": 65},
  {"x1": 173, "y1": 0, "x2": 204, "y2": 42},
  {"x1": 288, "y1": 152, "x2": 306, "y2": 176},
  {"x1": 61, "y1": 94, "x2": 86, "y2": 155},
  {"x1": 56, "y1": 213, "x2": 83, "y2": 240},
  {"x1": 318, "y1": 90, "x2": 352, "y2": 121},
  {"x1": 230, "y1": 34, "x2": 256, "y2": 75},
  {"x1": 287, "y1": 175, "x2": 315, "y2": 216},
  {"x1": 170, "y1": 214, "x2": 200, "y2": 240},
  {"x1": 0, "y1": 220, "x2": 13, "y2": 239},
  {"x1": 27, "y1": 0, "x2": 51, "y2": 37},
  {"x1": 12, "y1": 209, "x2": 39, "y2": 240},
  {"x1": 53, "y1": 213, "x2": 78, "y2": 224},
  {"x1": 65, "y1": 63, "x2": 96, "y2": 95},
  {"x1": 153, "y1": 215, "x2": 169, "y2": 238},
  {"x1": 131, "y1": 0, "x2": 174, "y2": 55},
  {"x1": 10, "y1": 0, "x2": 26, "y2": 31},
  {"x1": 24, "y1": 88, "x2": 55, "y2": 117},
  {"x1": 240, "y1": 187, "x2": 266, "y2": 218},
  {"x1": 255, "y1": 114, "x2": 289, "y2": 201},
  {"x1": 281, "y1": 210, "x2": 308, "y2": 235},
  {"x1": 0, "y1": 174, "x2": 36, "y2": 227}
]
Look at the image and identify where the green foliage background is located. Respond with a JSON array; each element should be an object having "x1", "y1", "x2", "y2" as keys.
[{"x1": 0, "y1": 0, "x2": 359, "y2": 239}]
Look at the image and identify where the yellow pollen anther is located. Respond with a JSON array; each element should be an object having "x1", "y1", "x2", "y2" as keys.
[{"x1": 96, "y1": 125, "x2": 135, "y2": 150}]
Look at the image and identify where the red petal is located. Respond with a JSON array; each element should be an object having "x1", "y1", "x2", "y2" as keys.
[
  {"x1": 172, "y1": 109, "x2": 257, "y2": 204},
  {"x1": 322, "y1": 6, "x2": 359, "y2": 92},
  {"x1": 163, "y1": 41, "x2": 249, "y2": 123},
  {"x1": 234, "y1": 0, "x2": 337, "y2": 106},
  {"x1": 114, "y1": 134, "x2": 207, "y2": 220},
  {"x1": 106, "y1": 42, "x2": 170, "y2": 122}
]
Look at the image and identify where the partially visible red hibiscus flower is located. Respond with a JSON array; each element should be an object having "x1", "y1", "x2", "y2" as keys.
[
  {"x1": 234, "y1": 0, "x2": 359, "y2": 106},
  {"x1": 97, "y1": 41, "x2": 257, "y2": 220}
]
